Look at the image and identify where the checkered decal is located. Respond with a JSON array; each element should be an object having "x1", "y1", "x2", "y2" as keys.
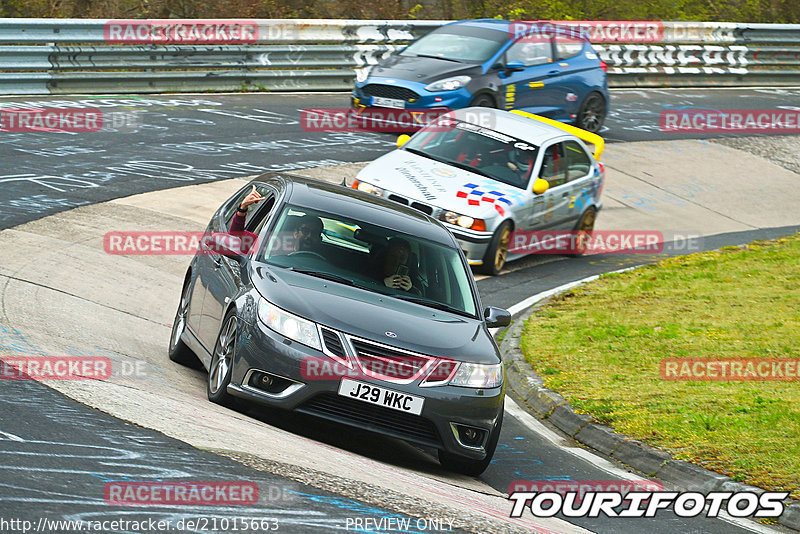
[{"x1": 455, "y1": 183, "x2": 523, "y2": 217}]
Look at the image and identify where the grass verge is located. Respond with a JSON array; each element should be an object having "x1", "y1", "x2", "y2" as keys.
[{"x1": 520, "y1": 234, "x2": 800, "y2": 498}]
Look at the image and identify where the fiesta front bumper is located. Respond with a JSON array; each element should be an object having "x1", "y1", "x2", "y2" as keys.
[{"x1": 227, "y1": 317, "x2": 504, "y2": 459}]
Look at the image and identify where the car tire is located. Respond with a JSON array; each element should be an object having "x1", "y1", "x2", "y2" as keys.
[
  {"x1": 168, "y1": 279, "x2": 200, "y2": 368},
  {"x1": 469, "y1": 94, "x2": 495, "y2": 109},
  {"x1": 438, "y1": 410, "x2": 503, "y2": 476},
  {"x1": 575, "y1": 92, "x2": 606, "y2": 133},
  {"x1": 207, "y1": 311, "x2": 239, "y2": 407},
  {"x1": 570, "y1": 206, "x2": 597, "y2": 256},
  {"x1": 479, "y1": 221, "x2": 512, "y2": 276}
]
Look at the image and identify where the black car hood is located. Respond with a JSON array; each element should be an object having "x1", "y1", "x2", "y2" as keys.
[
  {"x1": 371, "y1": 55, "x2": 480, "y2": 85},
  {"x1": 252, "y1": 265, "x2": 498, "y2": 364}
]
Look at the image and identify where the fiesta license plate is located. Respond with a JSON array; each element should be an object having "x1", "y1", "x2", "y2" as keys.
[
  {"x1": 338, "y1": 379, "x2": 424, "y2": 415},
  {"x1": 371, "y1": 96, "x2": 405, "y2": 109}
]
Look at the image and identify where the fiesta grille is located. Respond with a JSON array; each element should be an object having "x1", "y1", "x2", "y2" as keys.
[
  {"x1": 350, "y1": 338, "x2": 435, "y2": 383},
  {"x1": 361, "y1": 84, "x2": 419, "y2": 102},
  {"x1": 297, "y1": 393, "x2": 441, "y2": 447}
]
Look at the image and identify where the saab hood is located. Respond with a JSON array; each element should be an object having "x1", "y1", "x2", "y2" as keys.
[
  {"x1": 356, "y1": 150, "x2": 525, "y2": 220},
  {"x1": 251, "y1": 266, "x2": 498, "y2": 364},
  {"x1": 371, "y1": 55, "x2": 479, "y2": 84}
]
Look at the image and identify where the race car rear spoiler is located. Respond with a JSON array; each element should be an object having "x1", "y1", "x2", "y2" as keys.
[{"x1": 510, "y1": 109, "x2": 605, "y2": 160}]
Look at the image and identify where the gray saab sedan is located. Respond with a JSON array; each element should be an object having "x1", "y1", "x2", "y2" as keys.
[{"x1": 168, "y1": 174, "x2": 511, "y2": 475}]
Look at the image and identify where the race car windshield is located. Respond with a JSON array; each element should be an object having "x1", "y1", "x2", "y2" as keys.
[
  {"x1": 258, "y1": 204, "x2": 478, "y2": 318},
  {"x1": 400, "y1": 26, "x2": 507, "y2": 63},
  {"x1": 403, "y1": 118, "x2": 540, "y2": 189}
]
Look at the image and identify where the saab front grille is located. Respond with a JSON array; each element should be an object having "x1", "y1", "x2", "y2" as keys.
[
  {"x1": 321, "y1": 327, "x2": 346, "y2": 359},
  {"x1": 298, "y1": 393, "x2": 441, "y2": 447},
  {"x1": 362, "y1": 84, "x2": 419, "y2": 102},
  {"x1": 351, "y1": 338, "x2": 435, "y2": 383}
]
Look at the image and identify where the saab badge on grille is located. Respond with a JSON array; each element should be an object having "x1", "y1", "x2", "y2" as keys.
[{"x1": 385, "y1": 331, "x2": 397, "y2": 338}]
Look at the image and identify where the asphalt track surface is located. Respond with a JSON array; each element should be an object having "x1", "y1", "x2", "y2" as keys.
[
  {"x1": 2, "y1": 87, "x2": 800, "y2": 230},
  {"x1": 1, "y1": 89, "x2": 799, "y2": 534}
]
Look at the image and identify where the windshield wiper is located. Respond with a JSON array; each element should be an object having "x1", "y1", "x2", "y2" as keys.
[
  {"x1": 415, "y1": 53, "x2": 462, "y2": 63},
  {"x1": 289, "y1": 268, "x2": 358, "y2": 287},
  {"x1": 390, "y1": 294, "x2": 472, "y2": 317}
]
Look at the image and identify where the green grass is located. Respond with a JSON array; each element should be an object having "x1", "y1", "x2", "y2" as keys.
[{"x1": 520, "y1": 234, "x2": 800, "y2": 498}]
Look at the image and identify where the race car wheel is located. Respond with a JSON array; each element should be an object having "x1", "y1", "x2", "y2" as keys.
[
  {"x1": 571, "y1": 206, "x2": 597, "y2": 256},
  {"x1": 168, "y1": 278, "x2": 200, "y2": 367},
  {"x1": 575, "y1": 92, "x2": 606, "y2": 133},
  {"x1": 207, "y1": 311, "x2": 238, "y2": 407},
  {"x1": 438, "y1": 410, "x2": 503, "y2": 476},
  {"x1": 479, "y1": 221, "x2": 512, "y2": 276},
  {"x1": 469, "y1": 94, "x2": 496, "y2": 109}
]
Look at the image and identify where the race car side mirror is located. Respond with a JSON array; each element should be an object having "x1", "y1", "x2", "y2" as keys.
[
  {"x1": 397, "y1": 134, "x2": 411, "y2": 148},
  {"x1": 505, "y1": 61, "x2": 526, "y2": 73},
  {"x1": 533, "y1": 178, "x2": 550, "y2": 195},
  {"x1": 484, "y1": 306, "x2": 511, "y2": 328}
]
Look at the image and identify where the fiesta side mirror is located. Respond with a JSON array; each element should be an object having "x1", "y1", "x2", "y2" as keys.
[
  {"x1": 505, "y1": 61, "x2": 526, "y2": 73},
  {"x1": 484, "y1": 306, "x2": 511, "y2": 328}
]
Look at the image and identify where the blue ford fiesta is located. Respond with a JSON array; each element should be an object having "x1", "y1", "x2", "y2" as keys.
[{"x1": 352, "y1": 19, "x2": 609, "y2": 133}]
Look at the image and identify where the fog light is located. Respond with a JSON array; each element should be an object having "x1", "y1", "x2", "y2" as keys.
[{"x1": 454, "y1": 424, "x2": 488, "y2": 447}]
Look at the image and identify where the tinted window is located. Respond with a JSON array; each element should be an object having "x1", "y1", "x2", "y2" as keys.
[
  {"x1": 506, "y1": 40, "x2": 553, "y2": 66},
  {"x1": 565, "y1": 141, "x2": 592, "y2": 181},
  {"x1": 259, "y1": 204, "x2": 477, "y2": 317},
  {"x1": 539, "y1": 143, "x2": 567, "y2": 187}
]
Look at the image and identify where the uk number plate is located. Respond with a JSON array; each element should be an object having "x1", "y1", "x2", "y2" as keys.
[
  {"x1": 371, "y1": 96, "x2": 406, "y2": 109},
  {"x1": 337, "y1": 379, "x2": 424, "y2": 415}
]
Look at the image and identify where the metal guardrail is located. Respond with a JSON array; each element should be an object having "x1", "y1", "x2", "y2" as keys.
[{"x1": 0, "y1": 18, "x2": 799, "y2": 94}]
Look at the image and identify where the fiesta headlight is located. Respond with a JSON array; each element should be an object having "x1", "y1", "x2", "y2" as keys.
[
  {"x1": 257, "y1": 298, "x2": 321, "y2": 351},
  {"x1": 425, "y1": 75, "x2": 471, "y2": 92},
  {"x1": 449, "y1": 363, "x2": 503, "y2": 388},
  {"x1": 354, "y1": 179, "x2": 384, "y2": 196}
]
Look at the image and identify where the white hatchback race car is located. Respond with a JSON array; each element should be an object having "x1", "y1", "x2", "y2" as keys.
[{"x1": 350, "y1": 107, "x2": 606, "y2": 275}]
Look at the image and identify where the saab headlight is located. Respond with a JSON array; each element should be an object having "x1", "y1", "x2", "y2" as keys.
[
  {"x1": 257, "y1": 298, "x2": 322, "y2": 351},
  {"x1": 449, "y1": 363, "x2": 503, "y2": 388},
  {"x1": 353, "y1": 179, "x2": 384, "y2": 196},
  {"x1": 425, "y1": 76, "x2": 471, "y2": 92}
]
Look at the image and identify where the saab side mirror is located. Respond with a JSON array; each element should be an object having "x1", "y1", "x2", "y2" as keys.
[{"x1": 484, "y1": 306, "x2": 511, "y2": 328}]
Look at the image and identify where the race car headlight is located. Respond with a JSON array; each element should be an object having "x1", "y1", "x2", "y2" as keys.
[
  {"x1": 439, "y1": 211, "x2": 485, "y2": 231},
  {"x1": 258, "y1": 298, "x2": 322, "y2": 351},
  {"x1": 449, "y1": 363, "x2": 503, "y2": 388},
  {"x1": 353, "y1": 179, "x2": 384, "y2": 196},
  {"x1": 425, "y1": 76, "x2": 471, "y2": 92}
]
